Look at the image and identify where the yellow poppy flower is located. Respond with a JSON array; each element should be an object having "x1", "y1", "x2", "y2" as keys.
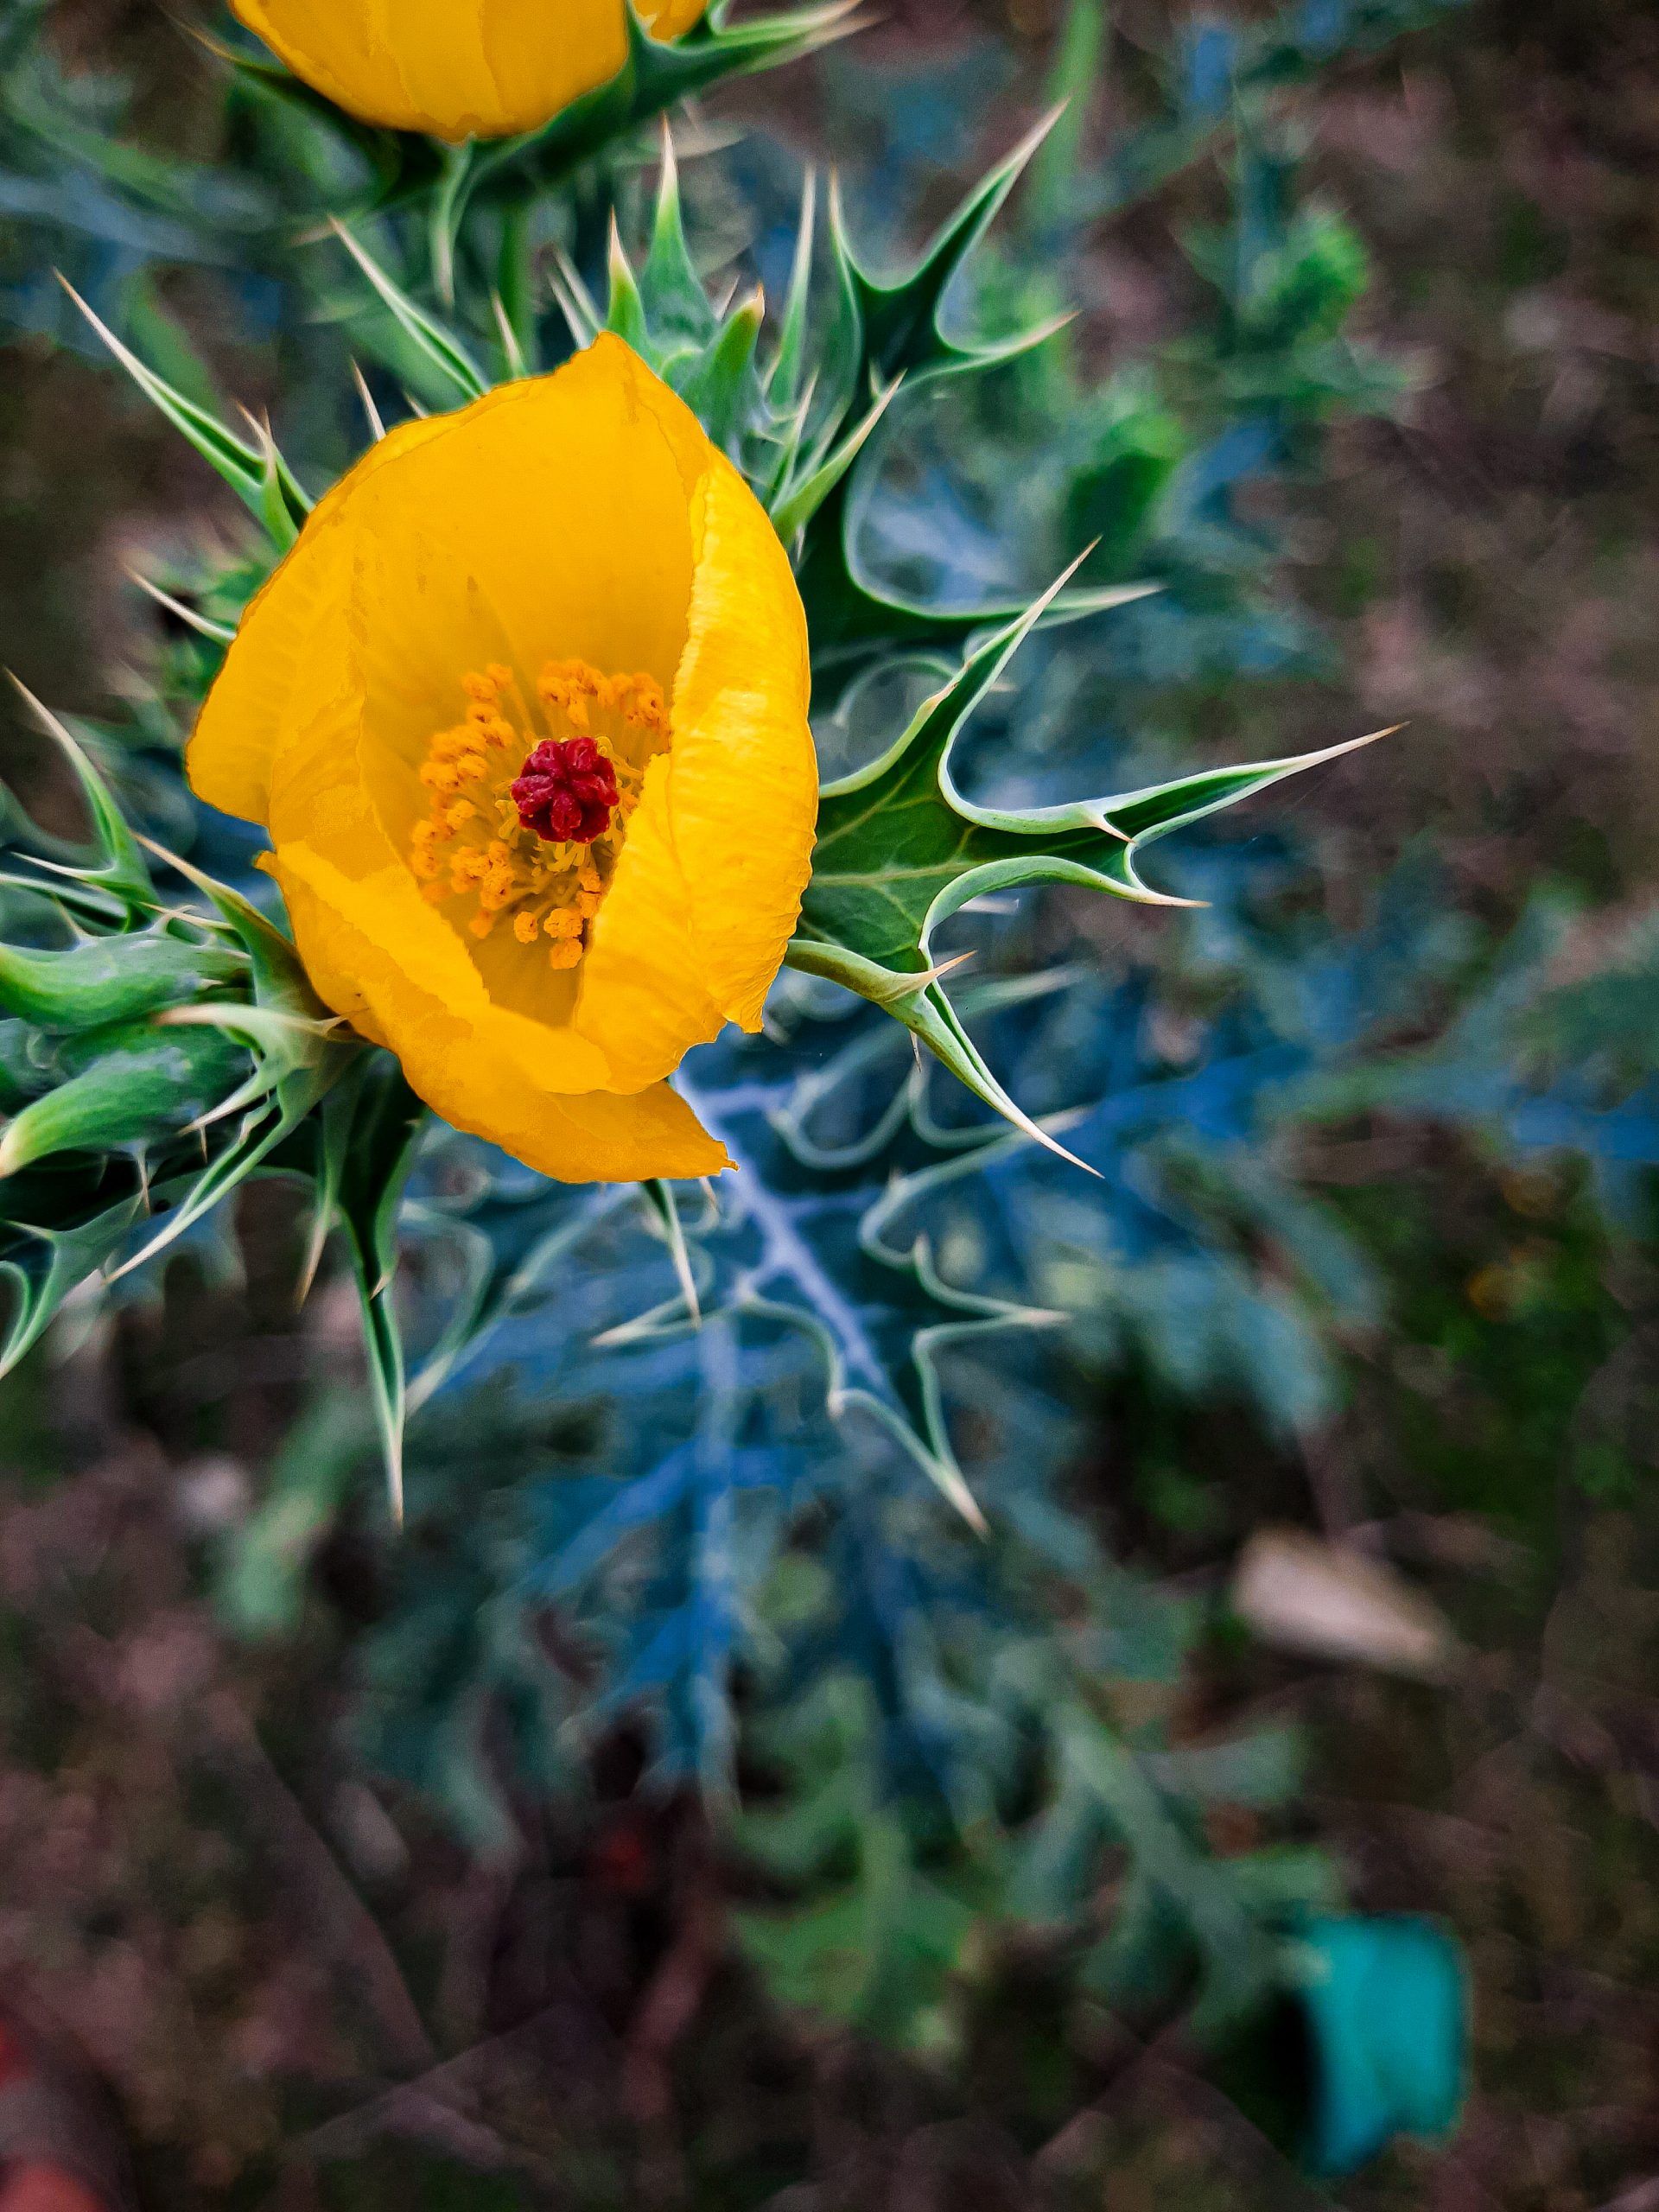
[
  {"x1": 188, "y1": 335, "x2": 816, "y2": 1183},
  {"x1": 231, "y1": 0, "x2": 709, "y2": 143}
]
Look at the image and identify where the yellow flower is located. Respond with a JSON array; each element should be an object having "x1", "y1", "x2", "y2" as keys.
[
  {"x1": 231, "y1": 0, "x2": 709, "y2": 142},
  {"x1": 188, "y1": 336, "x2": 816, "y2": 1183}
]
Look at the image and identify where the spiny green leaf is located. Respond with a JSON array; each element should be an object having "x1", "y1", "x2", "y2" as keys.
[
  {"x1": 58, "y1": 278, "x2": 309, "y2": 539},
  {"x1": 51, "y1": 840, "x2": 362, "y2": 1287},
  {"x1": 124, "y1": 568, "x2": 238, "y2": 645},
  {"x1": 207, "y1": 28, "x2": 442, "y2": 203},
  {"x1": 328, "y1": 219, "x2": 488, "y2": 404},
  {"x1": 138, "y1": 836, "x2": 331, "y2": 1031},
  {"x1": 604, "y1": 212, "x2": 652, "y2": 353},
  {"x1": 99, "y1": 1100, "x2": 286, "y2": 1288},
  {"x1": 149, "y1": 1002, "x2": 343, "y2": 1111},
  {"x1": 787, "y1": 120, "x2": 1096, "y2": 700},
  {"x1": 830, "y1": 105, "x2": 1064, "y2": 389},
  {"x1": 5, "y1": 680, "x2": 154, "y2": 916},
  {"x1": 783, "y1": 938, "x2": 1094, "y2": 1174},
  {"x1": 104, "y1": 1063, "x2": 352, "y2": 1286},
  {"x1": 642, "y1": 124, "x2": 717, "y2": 347},
  {"x1": 427, "y1": 141, "x2": 476, "y2": 309},
  {"x1": 404, "y1": 1179, "x2": 633, "y2": 1412},
  {"x1": 232, "y1": 0, "x2": 857, "y2": 229},
  {"x1": 790, "y1": 574, "x2": 1388, "y2": 1145},
  {"x1": 327, "y1": 1056, "x2": 428, "y2": 1522},
  {"x1": 459, "y1": 1, "x2": 862, "y2": 211},
  {"x1": 674, "y1": 1065, "x2": 1056, "y2": 1528},
  {"x1": 0, "y1": 869, "x2": 128, "y2": 929},
  {"x1": 770, "y1": 373, "x2": 900, "y2": 544},
  {"x1": 240, "y1": 408, "x2": 306, "y2": 551},
  {"x1": 768, "y1": 168, "x2": 819, "y2": 410},
  {"x1": 493, "y1": 200, "x2": 537, "y2": 376},
  {"x1": 792, "y1": 463, "x2": 1133, "y2": 707},
  {"x1": 676, "y1": 287, "x2": 766, "y2": 454},
  {"x1": 804, "y1": 588, "x2": 1383, "y2": 950},
  {"x1": 601, "y1": 136, "x2": 793, "y2": 473},
  {"x1": 641, "y1": 1177, "x2": 702, "y2": 1326},
  {"x1": 95, "y1": 999, "x2": 350, "y2": 1290},
  {"x1": 550, "y1": 246, "x2": 603, "y2": 350},
  {"x1": 0, "y1": 1173, "x2": 150, "y2": 1381}
]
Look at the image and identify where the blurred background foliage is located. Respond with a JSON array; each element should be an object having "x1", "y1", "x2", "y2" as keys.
[{"x1": 3, "y1": 0, "x2": 1659, "y2": 2204}]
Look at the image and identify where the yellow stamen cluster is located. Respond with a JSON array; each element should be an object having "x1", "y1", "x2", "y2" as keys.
[{"x1": 408, "y1": 660, "x2": 669, "y2": 970}]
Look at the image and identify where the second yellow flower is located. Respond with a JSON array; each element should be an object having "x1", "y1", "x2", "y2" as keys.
[{"x1": 232, "y1": 0, "x2": 709, "y2": 141}]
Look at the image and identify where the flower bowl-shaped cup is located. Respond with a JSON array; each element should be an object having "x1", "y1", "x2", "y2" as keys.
[
  {"x1": 189, "y1": 336, "x2": 816, "y2": 1182},
  {"x1": 231, "y1": 0, "x2": 709, "y2": 141}
]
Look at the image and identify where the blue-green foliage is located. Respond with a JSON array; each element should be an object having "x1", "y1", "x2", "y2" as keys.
[
  {"x1": 3, "y1": 0, "x2": 1587, "y2": 2095},
  {"x1": 1304, "y1": 897, "x2": 1659, "y2": 1227},
  {"x1": 0, "y1": 0, "x2": 270, "y2": 343},
  {"x1": 304, "y1": 98, "x2": 1481, "y2": 2059},
  {"x1": 1084, "y1": 0, "x2": 1470, "y2": 219}
]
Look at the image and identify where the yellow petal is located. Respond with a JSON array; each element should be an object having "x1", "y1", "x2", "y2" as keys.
[
  {"x1": 192, "y1": 343, "x2": 698, "y2": 836},
  {"x1": 231, "y1": 0, "x2": 707, "y2": 142},
  {"x1": 575, "y1": 442, "x2": 815, "y2": 1084},
  {"x1": 271, "y1": 841, "x2": 728, "y2": 1181},
  {"x1": 572, "y1": 751, "x2": 727, "y2": 1090},
  {"x1": 340, "y1": 340, "x2": 702, "y2": 794},
  {"x1": 268, "y1": 749, "x2": 613, "y2": 1096},
  {"x1": 188, "y1": 411, "x2": 450, "y2": 825},
  {"x1": 664, "y1": 451, "x2": 817, "y2": 1031}
]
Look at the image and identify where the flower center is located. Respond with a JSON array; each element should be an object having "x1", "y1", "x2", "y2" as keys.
[
  {"x1": 511, "y1": 738, "x2": 619, "y2": 845},
  {"x1": 408, "y1": 659, "x2": 668, "y2": 970}
]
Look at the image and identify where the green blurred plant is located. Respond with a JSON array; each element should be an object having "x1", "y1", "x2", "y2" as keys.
[{"x1": 0, "y1": 0, "x2": 1560, "y2": 2184}]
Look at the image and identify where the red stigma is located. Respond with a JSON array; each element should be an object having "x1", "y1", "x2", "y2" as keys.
[{"x1": 511, "y1": 737, "x2": 619, "y2": 844}]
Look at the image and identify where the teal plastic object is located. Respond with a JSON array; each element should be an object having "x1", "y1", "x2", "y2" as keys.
[{"x1": 1291, "y1": 1915, "x2": 1468, "y2": 2175}]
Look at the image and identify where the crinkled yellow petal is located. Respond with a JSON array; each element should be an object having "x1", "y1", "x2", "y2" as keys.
[
  {"x1": 188, "y1": 412, "x2": 450, "y2": 825},
  {"x1": 572, "y1": 753, "x2": 727, "y2": 1091},
  {"x1": 665, "y1": 453, "x2": 817, "y2": 1029},
  {"x1": 271, "y1": 839, "x2": 728, "y2": 1181},
  {"x1": 232, "y1": 0, "x2": 708, "y2": 142},
  {"x1": 191, "y1": 343, "x2": 698, "y2": 846},
  {"x1": 574, "y1": 422, "x2": 815, "y2": 1089},
  {"x1": 266, "y1": 721, "x2": 614, "y2": 1095},
  {"x1": 339, "y1": 342, "x2": 702, "y2": 791}
]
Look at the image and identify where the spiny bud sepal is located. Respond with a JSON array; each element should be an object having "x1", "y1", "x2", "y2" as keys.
[{"x1": 0, "y1": 709, "x2": 357, "y2": 1369}]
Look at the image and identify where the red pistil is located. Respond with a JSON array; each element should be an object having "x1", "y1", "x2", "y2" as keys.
[{"x1": 511, "y1": 737, "x2": 619, "y2": 845}]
